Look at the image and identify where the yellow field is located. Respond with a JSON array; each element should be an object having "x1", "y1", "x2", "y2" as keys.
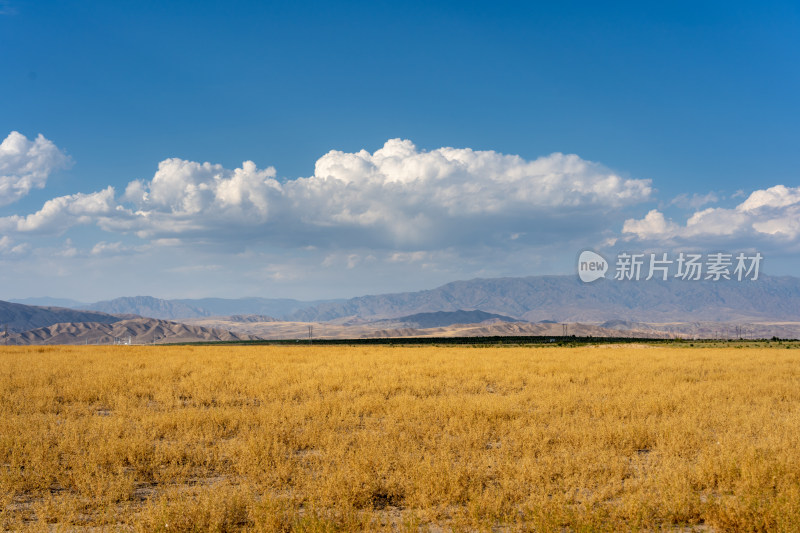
[{"x1": 1, "y1": 344, "x2": 800, "y2": 531}]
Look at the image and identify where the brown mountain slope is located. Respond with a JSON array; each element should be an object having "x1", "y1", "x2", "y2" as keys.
[
  {"x1": 181, "y1": 316, "x2": 800, "y2": 340},
  {"x1": 364, "y1": 321, "x2": 669, "y2": 339},
  {"x1": 3, "y1": 318, "x2": 259, "y2": 345},
  {"x1": 286, "y1": 275, "x2": 800, "y2": 323},
  {"x1": 0, "y1": 300, "x2": 120, "y2": 332},
  {"x1": 179, "y1": 317, "x2": 669, "y2": 340}
]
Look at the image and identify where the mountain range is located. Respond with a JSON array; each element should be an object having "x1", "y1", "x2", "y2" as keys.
[
  {"x1": 0, "y1": 301, "x2": 120, "y2": 333},
  {"x1": 11, "y1": 274, "x2": 800, "y2": 323},
  {"x1": 384, "y1": 310, "x2": 517, "y2": 328},
  {"x1": 4, "y1": 318, "x2": 257, "y2": 345},
  {"x1": 286, "y1": 275, "x2": 800, "y2": 323}
]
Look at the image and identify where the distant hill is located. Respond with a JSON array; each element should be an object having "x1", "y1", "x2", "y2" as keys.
[
  {"x1": 80, "y1": 296, "x2": 211, "y2": 319},
  {"x1": 173, "y1": 298, "x2": 334, "y2": 318},
  {"x1": 287, "y1": 275, "x2": 800, "y2": 323},
  {"x1": 389, "y1": 309, "x2": 517, "y2": 328},
  {"x1": 4, "y1": 318, "x2": 258, "y2": 345},
  {"x1": 0, "y1": 301, "x2": 120, "y2": 333},
  {"x1": 9, "y1": 297, "x2": 87, "y2": 308},
  {"x1": 224, "y1": 314, "x2": 279, "y2": 323},
  {"x1": 22, "y1": 273, "x2": 800, "y2": 324},
  {"x1": 364, "y1": 321, "x2": 669, "y2": 339},
  {"x1": 78, "y1": 296, "x2": 337, "y2": 320},
  {"x1": 178, "y1": 315, "x2": 672, "y2": 340}
]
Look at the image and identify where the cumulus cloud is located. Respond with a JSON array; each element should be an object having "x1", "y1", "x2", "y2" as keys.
[
  {"x1": 0, "y1": 138, "x2": 652, "y2": 250},
  {"x1": 0, "y1": 131, "x2": 72, "y2": 205},
  {"x1": 623, "y1": 185, "x2": 800, "y2": 242},
  {"x1": 621, "y1": 210, "x2": 680, "y2": 240},
  {"x1": 311, "y1": 139, "x2": 650, "y2": 210},
  {"x1": 123, "y1": 158, "x2": 280, "y2": 217},
  {"x1": 0, "y1": 187, "x2": 121, "y2": 234},
  {"x1": 135, "y1": 139, "x2": 650, "y2": 245}
]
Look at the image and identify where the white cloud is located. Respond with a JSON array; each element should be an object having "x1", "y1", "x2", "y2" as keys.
[
  {"x1": 124, "y1": 158, "x2": 280, "y2": 217},
  {"x1": 0, "y1": 187, "x2": 120, "y2": 234},
  {"x1": 624, "y1": 184, "x2": 800, "y2": 242},
  {"x1": 167, "y1": 264, "x2": 222, "y2": 273},
  {"x1": 737, "y1": 184, "x2": 800, "y2": 212},
  {"x1": 0, "y1": 138, "x2": 652, "y2": 250},
  {"x1": 90, "y1": 241, "x2": 140, "y2": 256},
  {"x1": 621, "y1": 209, "x2": 679, "y2": 240},
  {"x1": 55, "y1": 238, "x2": 78, "y2": 258},
  {"x1": 9, "y1": 243, "x2": 28, "y2": 255},
  {"x1": 310, "y1": 139, "x2": 650, "y2": 212},
  {"x1": 0, "y1": 131, "x2": 72, "y2": 205},
  {"x1": 0, "y1": 235, "x2": 27, "y2": 256},
  {"x1": 387, "y1": 251, "x2": 429, "y2": 263},
  {"x1": 669, "y1": 191, "x2": 719, "y2": 209}
]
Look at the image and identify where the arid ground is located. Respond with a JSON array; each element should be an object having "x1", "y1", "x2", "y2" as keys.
[{"x1": 2, "y1": 343, "x2": 799, "y2": 531}]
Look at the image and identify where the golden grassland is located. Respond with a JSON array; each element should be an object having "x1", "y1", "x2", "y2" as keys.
[{"x1": 1, "y1": 343, "x2": 800, "y2": 531}]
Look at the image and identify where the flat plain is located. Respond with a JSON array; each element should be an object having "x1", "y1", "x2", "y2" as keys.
[{"x1": 1, "y1": 343, "x2": 799, "y2": 531}]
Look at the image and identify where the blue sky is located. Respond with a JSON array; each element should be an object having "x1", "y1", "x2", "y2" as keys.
[{"x1": 0, "y1": 0, "x2": 798, "y2": 301}]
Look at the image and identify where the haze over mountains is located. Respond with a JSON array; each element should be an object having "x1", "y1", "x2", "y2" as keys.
[
  {"x1": 11, "y1": 296, "x2": 338, "y2": 320},
  {"x1": 5, "y1": 274, "x2": 800, "y2": 344},
  {"x1": 0, "y1": 301, "x2": 120, "y2": 333},
  {"x1": 18, "y1": 274, "x2": 800, "y2": 323},
  {"x1": 0, "y1": 301, "x2": 257, "y2": 344},
  {"x1": 286, "y1": 275, "x2": 800, "y2": 323}
]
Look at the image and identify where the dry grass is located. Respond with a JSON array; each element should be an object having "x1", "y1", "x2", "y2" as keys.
[{"x1": 1, "y1": 344, "x2": 800, "y2": 531}]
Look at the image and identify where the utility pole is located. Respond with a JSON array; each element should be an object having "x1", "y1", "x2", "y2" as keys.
[{"x1": 308, "y1": 325, "x2": 313, "y2": 344}]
